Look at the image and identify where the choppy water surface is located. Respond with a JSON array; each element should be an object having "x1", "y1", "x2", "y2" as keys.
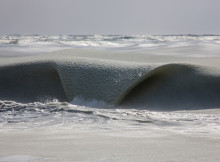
[
  {"x1": 0, "y1": 34, "x2": 220, "y2": 53},
  {"x1": 0, "y1": 100, "x2": 220, "y2": 136}
]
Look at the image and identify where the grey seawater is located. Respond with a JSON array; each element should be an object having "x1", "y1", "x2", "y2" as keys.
[
  {"x1": 1, "y1": 99, "x2": 220, "y2": 137},
  {"x1": 1, "y1": 35, "x2": 220, "y2": 162},
  {"x1": 0, "y1": 35, "x2": 220, "y2": 136},
  {"x1": 1, "y1": 34, "x2": 220, "y2": 57}
]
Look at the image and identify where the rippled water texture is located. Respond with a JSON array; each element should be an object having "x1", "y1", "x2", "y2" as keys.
[
  {"x1": 0, "y1": 35, "x2": 220, "y2": 55},
  {"x1": 0, "y1": 100, "x2": 220, "y2": 137}
]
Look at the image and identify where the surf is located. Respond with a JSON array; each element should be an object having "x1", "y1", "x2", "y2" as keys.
[{"x1": 0, "y1": 49, "x2": 220, "y2": 110}]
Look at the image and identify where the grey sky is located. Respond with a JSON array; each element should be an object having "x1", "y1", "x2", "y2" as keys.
[{"x1": 0, "y1": 0, "x2": 220, "y2": 35}]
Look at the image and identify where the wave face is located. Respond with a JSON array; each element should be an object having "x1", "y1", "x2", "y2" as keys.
[
  {"x1": 120, "y1": 64, "x2": 220, "y2": 110},
  {"x1": 0, "y1": 62, "x2": 67, "y2": 103},
  {"x1": 0, "y1": 48, "x2": 220, "y2": 110},
  {"x1": 1, "y1": 35, "x2": 220, "y2": 57}
]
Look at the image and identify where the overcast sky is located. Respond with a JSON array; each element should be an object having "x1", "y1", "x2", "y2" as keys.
[{"x1": 0, "y1": 0, "x2": 220, "y2": 35}]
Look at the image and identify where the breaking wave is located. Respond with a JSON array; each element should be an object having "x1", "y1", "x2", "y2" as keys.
[
  {"x1": 0, "y1": 50, "x2": 220, "y2": 110},
  {"x1": 1, "y1": 48, "x2": 220, "y2": 135}
]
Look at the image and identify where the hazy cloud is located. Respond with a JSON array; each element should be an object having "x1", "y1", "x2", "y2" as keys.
[{"x1": 0, "y1": 0, "x2": 220, "y2": 35}]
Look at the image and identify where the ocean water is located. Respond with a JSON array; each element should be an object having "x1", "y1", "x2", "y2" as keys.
[
  {"x1": 1, "y1": 34, "x2": 220, "y2": 56},
  {"x1": 0, "y1": 35, "x2": 220, "y2": 137}
]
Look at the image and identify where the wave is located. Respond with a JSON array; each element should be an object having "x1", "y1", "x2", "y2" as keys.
[
  {"x1": 119, "y1": 64, "x2": 220, "y2": 110},
  {"x1": 1, "y1": 35, "x2": 220, "y2": 55},
  {"x1": 0, "y1": 49, "x2": 220, "y2": 110},
  {"x1": 0, "y1": 62, "x2": 67, "y2": 102}
]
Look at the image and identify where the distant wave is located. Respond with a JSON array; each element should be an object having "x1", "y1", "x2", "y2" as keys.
[
  {"x1": 1, "y1": 49, "x2": 220, "y2": 110},
  {"x1": 1, "y1": 35, "x2": 220, "y2": 54}
]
